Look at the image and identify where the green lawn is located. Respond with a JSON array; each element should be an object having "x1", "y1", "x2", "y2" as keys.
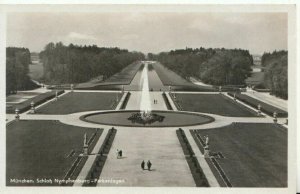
[
  {"x1": 36, "y1": 92, "x2": 122, "y2": 114},
  {"x1": 6, "y1": 120, "x2": 103, "y2": 186},
  {"x1": 152, "y1": 62, "x2": 192, "y2": 86},
  {"x1": 193, "y1": 123, "x2": 287, "y2": 187},
  {"x1": 76, "y1": 62, "x2": 142, "y2": 89},
  {"x1": 175, "y1": 94, "x2": 257, "y2": 117}
]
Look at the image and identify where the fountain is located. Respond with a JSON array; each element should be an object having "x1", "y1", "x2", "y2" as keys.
[
  {"x1": 81, "y1": 61, "x2": 215, "y2": 127},
  {"x1": 139, "y1": 62, "x2": 153, "y2": 122},
  {"x1": 127, "y1": 62, "x2": 164, "y2": 125}
]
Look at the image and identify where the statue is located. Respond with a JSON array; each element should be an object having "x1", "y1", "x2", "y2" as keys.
[
  {"x1": 83, "y1": 133, "x2": 88, "y2": 155},
  {"x1": 205, "y1": 135, "x2": 209, "y2": 146},
  {"x1": 30, "y1": 101, "x2": 35, "y2": 114},
  {"x1": 204, "y1": 135, "x2": 210, "y2": 158}
]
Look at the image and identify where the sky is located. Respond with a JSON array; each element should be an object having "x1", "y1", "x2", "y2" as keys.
[{"x1": 6, "y1": 12, "x2": 287, "y2": 55}]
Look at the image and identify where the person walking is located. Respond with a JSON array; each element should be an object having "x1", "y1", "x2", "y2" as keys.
[
  {"x1": 141, "y1": 160, "x2": 145, "y2": 170},
  {"x1": 147, "y1": 160, "x2": 152, "y2": 171}
]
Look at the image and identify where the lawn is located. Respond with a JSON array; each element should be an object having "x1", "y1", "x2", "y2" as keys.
[
  {"x1": 192, "y1": 123, "x2": 287, "y2": 187},
  {"x1": 152, "y1": 63, "x2": 216, "y2": 91},
  {"x1": 152, "y1": 62, "x2": 192, "y2": 86},
  {"x1": 174, "y1": 93, "x2": 257, "y2": 117},
  {"x1": 76, "y1": 62, "x2": 142, "y2": 89},
  {"x1": 36, "y1": 92, "x2": 123, "y2": 114},
  {"x1": 6, "y1": 90, "x2": 64, "y2": 114},
  {"x1": 228, "y1": 92, "x2": 288, "y2": 117},
  {"x1": 6, "y1": 120, "x2": 103, "y2": 186}
]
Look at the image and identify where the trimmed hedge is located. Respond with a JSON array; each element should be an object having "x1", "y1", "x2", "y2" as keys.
[
  {"x1": 228, "y1": 92, "x2": 288, "y2": 117},
  {"x1": 162, "y1": 92, "x2": 173, "y2": 110},
  {"x1": 6, "y1": 90, "x2": 64, "y2": 114},
  {"x1": 61, "y1": 128, "x2": 103, "y2": 186},
  {"x1": 176, "y1": 128, "x2": 209, "y2": 187},
  {"x1": 190, "y1": 130, "x2": 232, "y2": 187},
  {"x1": 120, "y1": 92, "x2": 131, "y2": 110},
  {"x1": 83, "y1": 127, "x2": 117, "y2": 186}
]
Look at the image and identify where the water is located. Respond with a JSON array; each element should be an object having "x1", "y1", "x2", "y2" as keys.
[
  {"x1": 125, "y1": 62, "x2": 167, "y2": 91},
  {"x1": 139, "y1": 63, "x2": 152, "y2": 114}
]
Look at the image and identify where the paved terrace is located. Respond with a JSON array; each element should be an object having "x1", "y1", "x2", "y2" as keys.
[{"x1": 6, "y1": 89, "x2": 286, "y2": 187}]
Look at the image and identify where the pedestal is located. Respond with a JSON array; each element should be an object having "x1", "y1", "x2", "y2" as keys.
[
  {"x1": 83, "y1": 145, "x2": 89, "y2": 155},
  {"x1": 204, "y1": 145, "x2": 210, "y2": 158}
]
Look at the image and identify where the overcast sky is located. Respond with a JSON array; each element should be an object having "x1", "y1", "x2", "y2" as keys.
[{"x1": 6, "y1": 12, "x2": 287, "y2": 55}]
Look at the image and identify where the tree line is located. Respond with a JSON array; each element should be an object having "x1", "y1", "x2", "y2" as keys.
[
  {"x1": 262, "y1": 50, "x2": 288, "y2": 99},
  {"x1": 149, "y1": 47, "x2": 253, "y2": 86},
  {"x1": 6, "y1": 47, "x2": 38, "y2": 95},
  {"x1": 39, "y1": 42, "x2": 145, "y2": 84}
]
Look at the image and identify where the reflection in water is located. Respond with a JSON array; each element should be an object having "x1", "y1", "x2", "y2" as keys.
[
  {"x1": 125, "y1": 61, "x2": 167, "y2": 91},
  {"x1": 139, "y1": 63, "x2": 152, "y2": 114}
]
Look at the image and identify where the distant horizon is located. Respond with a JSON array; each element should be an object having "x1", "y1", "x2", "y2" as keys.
[
  {"x1": 7, "y1": 12, "x2": 287, "y2": 56},
  {"x1": 9, "y1": 43, "x2": 287, "y2": 56}
]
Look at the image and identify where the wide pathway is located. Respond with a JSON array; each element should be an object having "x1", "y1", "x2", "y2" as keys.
[
  {"x1": 244, "y1": 89, "x2": 287, "y2": 111},
  {"x1": 125, "y1": 91, "x2": 167, "y2": 110},
  {"x1": 96, "y1": 93, "x2": 195, "y2": 186}
]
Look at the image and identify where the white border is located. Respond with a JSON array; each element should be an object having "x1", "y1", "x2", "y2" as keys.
[{"x1": 0, "y1": 2, "x2": 298, "y2": 194}]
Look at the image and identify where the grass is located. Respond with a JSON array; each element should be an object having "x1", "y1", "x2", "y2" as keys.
[
  {"x1": 119, "y1": 92, "x2": 131, "y2": 110},
  {"x1": 152, "y1": 63, "x2": 216, "y2": 92},
  {"x1": 36, "y1": 92, "x2": 123, "y2": 114},
  {"x1": 174, "y1": 93, "x2": 257, "y2": 117},
  {"x1": 152, "y1": 63, "x2": 193, "y2": 86},
  {"x1": 6, "y1": 120, "x2": 103, "y2": 186},
  {"x1": 228, "y1": 92, "x2": 288, "y2": 117},
  {"x1": 84, "y1": 128, "x2": 117, "y2": 186},
  {"x1": 76, "y1": 62, "x2": 142, "y2": 89},
  {"x1": 176, "y1": 129, "x2": 209, "y2": 187},
  {"x1": 162, "y1": 92, "x2": 173, "y2": 110},
  {"x1": 6, "y1": 90, "x2": 64, "y2": 114},
  {"x1": 192, "y1": 123, "x2": 287, "y2": 187}
]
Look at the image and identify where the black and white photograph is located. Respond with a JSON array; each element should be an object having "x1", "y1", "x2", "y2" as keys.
[{"x1": 0, "y1": 3, "x2": 298, "y2": 194}]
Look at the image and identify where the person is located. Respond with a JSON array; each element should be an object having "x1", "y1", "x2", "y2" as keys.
[
  {"x1": 147, "y1": 160, "x2": 152, "y2": 171},
  {"x1": 141, "y1": 160, "x2": 145, "y2": 170},
  {"x1": 119, "y1": 150, "x2": 122, "y2": 158}
]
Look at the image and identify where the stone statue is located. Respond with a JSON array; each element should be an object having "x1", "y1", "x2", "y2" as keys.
[
  {"x1": 84, "y1": 133, "x2": 87, "y2": 146},
  {"x1": 205, "y1": 135, "x2": 209, "y2": 146}
]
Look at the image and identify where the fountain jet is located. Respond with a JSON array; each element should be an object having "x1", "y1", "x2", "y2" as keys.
[{"x1": 139, "y1": 62, "x2": 152, "y2": 119}]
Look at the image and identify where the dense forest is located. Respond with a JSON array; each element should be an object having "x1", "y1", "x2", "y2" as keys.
[
  {"x1": 149, "y1": 47, "x2": 253, "y2": 86},
  {"x1": 40, "y1": 42, "x2": 145, "y2": 84},
  {"x1": 262, "y1": 50, "x2": 288, "y2": 99},
  {"x1": 6, "y1": 47, "x2": 38, "y2": 94}
]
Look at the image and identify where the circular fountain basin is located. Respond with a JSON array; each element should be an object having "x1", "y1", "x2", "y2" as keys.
[{"x1": 81, "y1": 110, "x2": 214, "y2": 127}]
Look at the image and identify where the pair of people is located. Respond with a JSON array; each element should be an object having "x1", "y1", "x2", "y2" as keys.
[
  {"x1": 141, "y1": 160, "x2": 152, "y2": 171},
  {"x1": 153, "y1": 99, "x2": 158, "y2": 104}
]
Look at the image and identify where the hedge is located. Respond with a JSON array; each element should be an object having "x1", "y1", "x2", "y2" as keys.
[
  {"x1": 162, "y1": 92, "x2": 173, "y2": 110},
  {"x1": 176, "y1": 128, "x2": 209, "y2": 187},
  {"x1": 6, "y1": 90, "x2": 64, "y2": 114},
  {"x1": 228, "y1": 92, "x2": 287, "y2": 117},
  {"x1": 120, "y1": 92, "x2": 131, "y2": 110}
]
